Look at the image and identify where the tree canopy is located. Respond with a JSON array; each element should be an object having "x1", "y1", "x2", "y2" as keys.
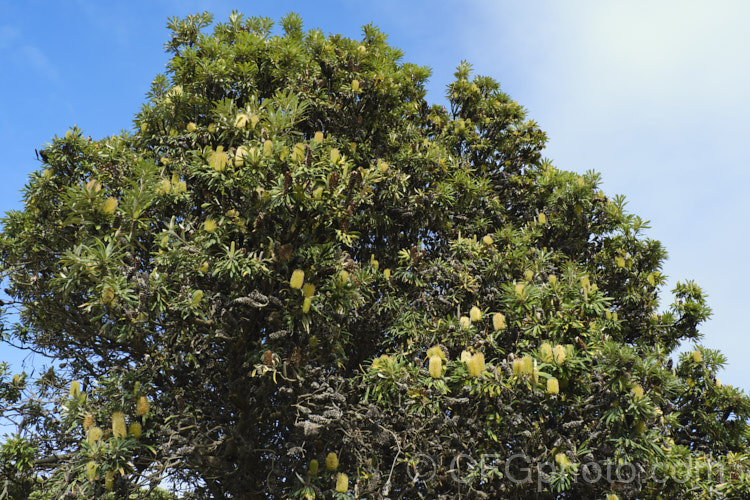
[{"x1": 1, "y1": 11, "x2": 750, "y2": 499}]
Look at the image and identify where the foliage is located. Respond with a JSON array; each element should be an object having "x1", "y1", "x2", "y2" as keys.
[{"x1": 1, "y1": 11, "x2": 749, "y2": 499}]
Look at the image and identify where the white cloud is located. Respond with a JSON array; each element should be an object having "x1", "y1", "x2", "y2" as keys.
[
  {"x1": 0, "y1": 25, "x2": 58, "y2": 80},
  {"x1": 463, "y1": 0, "x2": 750, "y2": 389}
]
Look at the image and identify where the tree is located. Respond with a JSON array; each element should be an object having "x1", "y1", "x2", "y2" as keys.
[{"x1": 1, "y1": 11, "x2": 749, "y2": 499}]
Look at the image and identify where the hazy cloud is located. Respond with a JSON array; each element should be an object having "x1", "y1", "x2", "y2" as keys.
[{"x1": 463, "y1": 0, "x2": 750, "y2": 388}]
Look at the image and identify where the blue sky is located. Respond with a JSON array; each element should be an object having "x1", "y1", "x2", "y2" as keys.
[{"x1": 1, "y1": 1, "x2": 749, "y2": 390}]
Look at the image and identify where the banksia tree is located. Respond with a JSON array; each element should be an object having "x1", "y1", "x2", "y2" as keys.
[{"x1": 1, "y1": 10, "x2": 749, "y2": 500}]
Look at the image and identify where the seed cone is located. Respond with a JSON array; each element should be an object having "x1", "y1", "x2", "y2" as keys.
[{"x1": 309, "y1": 459, "x2": 319, "y2": 475}]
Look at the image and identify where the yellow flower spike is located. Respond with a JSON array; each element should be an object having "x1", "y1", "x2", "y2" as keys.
[
  {"x1": 309, "y1": 459, "x2": 319, "y2": 475},
  {"x1": 470, "y1": 306, "x2": 482, "y2": 323},
  {"x1": 70, "y1": 381, "x2": 82, "y2": 398},
  {"x1": 291, "y1": 143, "x2": 305, "y2": 162},
  {"x1": 102, "y1": 197, "x2": 118, "y2": 215},
  {"x1": 136, "y1": 396, "x2": 150, "y2": 417},
  {"x1": 692, "y1": 349, "x2": 702, "y2": 363},
  {"x1": 635, "y1": 420, "x2": 647, "y2": 434},
  {"x1": 263, "y1": 139, "x2": 273, "y2": 155},
  {"x1": 383, "y1": 268, "x2": 391, "y2": 280},
  {"x1": 631, "y1": 385, "x2": 644, "y2": 400},
  {"x1": 128, "y1": 422, "x2": 142, "y2": 438},
  {"x1": 512, "y1": 358, "x2": 525, "y2": 377},
  {"x1": 330, "y1": 148, "x2": 341, "y2": 163},
  {"x1": 467, "y1": 353, "x2": 485, "y2": 378},
  {"x1": 605, "y1": 310, "x2": 612, "y2": 320},
  {"x1": 547, "y1": 377, "x2": 560, "y2": 395},
  {"x1": 325, "y1": 452, "x2": 339, "y2": 471},
  {"x1": 191, "y1": 290, "x2": 203, "y2": 307},
  {"x1": 429, "y1": 355, "x2": 443, "y2": 378},
  {"x1": 290, "y1": 269, "x2": 305, "y2": 289},
  {"x1": 302, "y1": 297, "x2": 312, "y2": 313},
  {"x1": 234, "y1": 145, "x2": 248, "y2": 167},
  {"x1": 537, "y1": 212, "x2": 547, "y2": 224},
  {"x1": 209, "y1": 148, "x2": 229, "y2": 172},
  {"x1": 85, "y1": 461, "x2": 97, "y2": 481},
  {"x1": 612, "y1": 312, "x2": 618, "y2": 322},
  {"x1": 199, "y1": 261, "x2": 210, "y2": 273},
  {"x1": 339, "y1": 270, "x2": 350, "y2": 285},
  {"x1": 87, "y1": 426, "x2": 103, "y2": 445},
  {"x1": 554, "y1": 453, "x2": 570, "y2": 469},
  {"x1": 86, "y1": 179, "x2": 100, "y2": 193},
  {"x1": 482, "y1": 234, "x2": 494, "y2": 245},
  {"x1": 250, "y1": 114, "x2": 260, "y2": 128},
  {"x1": 615, "y1": 256, "x2": 626, "y2": 268},
  {"x1": 427, "y1": 345, "x2": 447, "y2": 362},
  {"x1": 203, "y1": 219, "x2": 217, "y2": 232},
  {"x1": 647, "y1": 273, "x2": 656, "y2": 286},
  {"x1": 580, "y1": 276, "x2": 590, "y2": 290},
  {"x1": 524, "y1": 269, "x2": 533, "y2": 282},
  {"x1": 460, "y1": 350, "x2": 472, "y2": 363},
  {"x1": 553, "y1": 345, "x2": 566, "y2": 364},
  {"x1": 548, "y1": 274, "x2": 557, "y2": 285},
  {"x1": 186, "y1": 122, "x2": 197, "y2": 132},
  {"x1": 83, "y1": 413, "x2": 94, "y2": 431},
  {"x1": 313, "y1": 131, "x2": 324, "y2": 143},
  {"x1": 606, "y1": 495, "x2": 620, "y2": 500},
  {"x1": 514, "y1": 283, "x2": 525, "y2": 295},
  {"x1": 111, "y1": 412, "x2": 127, "y2": 439},
  {"x1": 336, "y1": 472, "x2": 349, "y2": 493},
  {"x1": 104, "y1": 470, "x2": 115, "y2": 490},
  {"x1": 522, "y1": 355, "x2": 534, "y2": 376},
  {"x1": 302, "y1": 283, "x2": 316, "y2": 298},
  {"x1": 351, "y1": 79, "x2": 360, "y2": 91},
  {"x1": 234, "y1": 113, "x2": 248, "y2": 129},
  {"x1": 459, "y1": 316, "x2": 471, "y2": 330},
  {"x1": 377, "y1": 159, "x2": 389, "y2": 173},
  {"x1": 539, "y1": 343, "x2": 553, "y2": 363},
  {"x1": 157, "y1": 178, "x2": 171, "y2": 195},
  {"x1": 492, "y1": 313, "x2": 506, "y2": 331}
]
